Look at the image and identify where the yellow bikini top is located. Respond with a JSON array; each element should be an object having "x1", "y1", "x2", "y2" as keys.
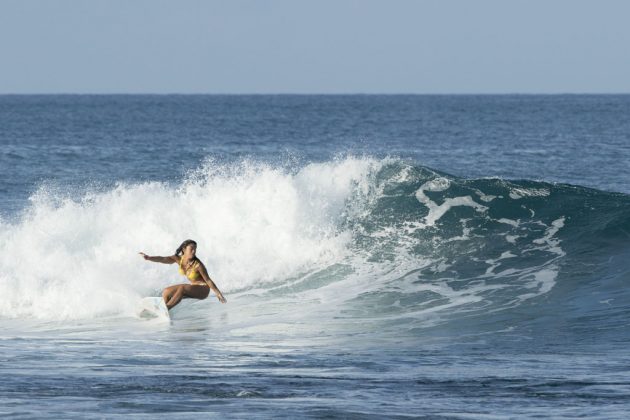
[{"x1": 179, "y1": 258, "x2": 201, "y2": 280}]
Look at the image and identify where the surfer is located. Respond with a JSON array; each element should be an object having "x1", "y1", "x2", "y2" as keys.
[{"x1": 139, "y1": 239, "x2": 227, "y2": 309}]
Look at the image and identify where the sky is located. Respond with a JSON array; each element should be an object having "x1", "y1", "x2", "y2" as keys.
[{"x1": 1, "y1": 0, "x2": 629, "y2": 94}]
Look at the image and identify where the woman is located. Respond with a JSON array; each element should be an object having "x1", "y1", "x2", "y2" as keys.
[{"x1": 139, "y1": 239, "x2": 227, "y2": 310}]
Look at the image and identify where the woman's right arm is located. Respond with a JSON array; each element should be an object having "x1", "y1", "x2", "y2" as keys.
[{"x1": 139, "y1": 253, "x2": 177, "y2": 264}]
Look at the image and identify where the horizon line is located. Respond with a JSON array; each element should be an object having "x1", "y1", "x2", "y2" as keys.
[{"x1": 1, "y1": 92, "x2": 630, "y2": 96}]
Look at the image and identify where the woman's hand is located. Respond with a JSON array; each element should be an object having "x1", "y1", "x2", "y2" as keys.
[
  {"x1": 139, "y1": 252, "x2": 150, "y2": 260},
  {"x1": 216, "y1": 292, "x2": 227, "y2": 304}
]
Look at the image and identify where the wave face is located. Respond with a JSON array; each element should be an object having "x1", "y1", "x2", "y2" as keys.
[{"x1": 1, "y1": 157, "x2": 629, "y2": 341}]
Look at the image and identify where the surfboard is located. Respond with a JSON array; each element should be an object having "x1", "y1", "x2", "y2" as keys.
[{"x1": 137, "y1": 297, "x2": 170, "y2": 320}]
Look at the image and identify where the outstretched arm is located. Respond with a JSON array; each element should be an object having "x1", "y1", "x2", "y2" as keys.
[
  {"x1": 139, "y1": 253, "x2": 177, "y2": 264},
  {"x1": 198, "y1": 263, "x2": 227, "y2": 303}
]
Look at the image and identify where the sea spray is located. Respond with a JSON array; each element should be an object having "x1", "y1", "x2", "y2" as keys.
[{"x1": 0, "y1": 157, "x2": 381, "y2": 320}]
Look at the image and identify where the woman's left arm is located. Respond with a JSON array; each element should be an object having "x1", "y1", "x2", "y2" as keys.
[{"x1": 198, "y1": 263, "x2": 227, "y2": 303}]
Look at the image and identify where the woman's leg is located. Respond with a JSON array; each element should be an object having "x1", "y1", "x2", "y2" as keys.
[
  {"x1": 162, "y1": 284, "x2": 209, "y2": 310},
  {"x1": 162, "y1": 284, "x2": 181, "y2": 307}
]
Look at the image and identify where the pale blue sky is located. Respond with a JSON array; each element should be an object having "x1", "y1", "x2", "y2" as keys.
[{"x1": 1, "y1": 0, "x2": 629, "y2": 93}]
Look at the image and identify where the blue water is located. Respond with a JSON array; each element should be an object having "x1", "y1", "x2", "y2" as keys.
[{"x1": 1, "y1": 95, "x2": 630, "y2": 418}]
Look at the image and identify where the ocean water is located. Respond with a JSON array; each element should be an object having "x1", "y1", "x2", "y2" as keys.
[{"x1": 1, "y1": 95, "x2": 630, "y2": 418}]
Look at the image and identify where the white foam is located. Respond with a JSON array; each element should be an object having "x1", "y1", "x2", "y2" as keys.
[
  {"x1": 532, "y1": 217, "x2": 566, "y2": 256},
  {"x1": 474, "y1": 189, "x2": 496, "y2": 202},
  {"x1": 0, "y1": 157, "x2": 382, "y2": 320},
  {"x1": 509, "y1": 187, "x2": 550, "y2": 200},
  {"x1": 415, "y1": 178, "x2": 487, "y2": 227},
  {"x1": 483, "y1": 251, "x2": 517, "y2": 275}
]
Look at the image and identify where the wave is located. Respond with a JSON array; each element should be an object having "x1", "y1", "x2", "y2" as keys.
[{"x1": 1, "y1": 157, "x2": 629, "y2": 338}]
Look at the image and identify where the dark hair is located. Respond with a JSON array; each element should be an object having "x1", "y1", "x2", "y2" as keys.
[{"x1": 175, "y1": 239, "x2": 197, "y2": 257}]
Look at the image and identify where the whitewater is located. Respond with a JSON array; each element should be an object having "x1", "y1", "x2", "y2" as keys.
[{"x1": 1, "y1": 95, "x2": 630, "y2": 418}]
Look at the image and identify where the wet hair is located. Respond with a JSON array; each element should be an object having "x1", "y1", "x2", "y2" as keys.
[{"x1": 175, "y1": 239, "x2": 198, "y2": 257}]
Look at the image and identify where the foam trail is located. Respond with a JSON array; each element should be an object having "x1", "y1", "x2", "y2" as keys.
[{"x1": 415, "y1": 177, "x2": 487, "y2": 227}]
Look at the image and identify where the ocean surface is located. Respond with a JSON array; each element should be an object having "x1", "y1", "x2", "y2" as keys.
[{"x1": 1, "y1": 95, "x2": 630, "y2": 418}]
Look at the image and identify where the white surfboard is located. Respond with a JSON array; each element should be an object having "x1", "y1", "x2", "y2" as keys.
[{"x1": 137, "y1": 297, "x2": 170, "y2": 320}]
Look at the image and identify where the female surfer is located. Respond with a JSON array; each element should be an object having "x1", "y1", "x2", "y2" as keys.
[{"x1": 139, "y1": 239, "x2": 227, "y2": 309}]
